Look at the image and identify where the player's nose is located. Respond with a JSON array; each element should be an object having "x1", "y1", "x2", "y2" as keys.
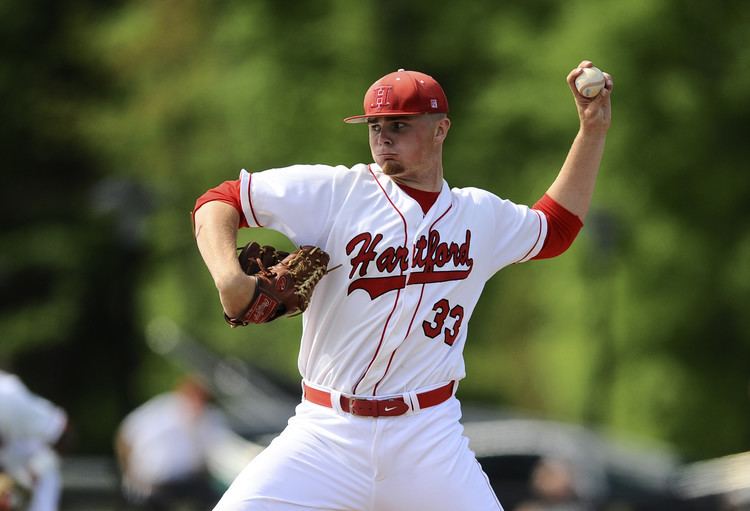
[{"x1": 375, "y1": 131, "x2": 393, "y2": 146}]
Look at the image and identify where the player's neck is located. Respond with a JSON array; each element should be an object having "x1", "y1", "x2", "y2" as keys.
[
  {"x1": 391, "y1": 174, "x2": 442, "y2": 192},
  {"x1": 389, "y1": 160, "x2": 444, "y2": 192}
]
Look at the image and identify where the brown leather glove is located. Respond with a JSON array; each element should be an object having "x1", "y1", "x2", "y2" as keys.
[
  {"x1": 237, "y1": 242, "x2": 289, "y2": 275},
  {"x1": 225, "y1": 242, "x2": 331, "y2": 326}
]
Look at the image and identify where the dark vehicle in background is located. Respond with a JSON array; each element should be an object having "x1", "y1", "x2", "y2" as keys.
[{"x1": 463, "y1": 416, "x2": 728, "y2": 510}]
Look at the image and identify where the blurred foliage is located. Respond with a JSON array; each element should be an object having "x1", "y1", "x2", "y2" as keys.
[{"x1": 1, "y1": 0, "x2": 748, "y2": 461}]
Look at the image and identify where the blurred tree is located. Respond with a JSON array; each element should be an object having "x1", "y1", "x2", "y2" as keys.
[
  {"x1": 0, "y1": 0, "x2": 145, "y2": 453},
  {"x1": 590, "y1": 0, "x2": 750, "y2": 459}
]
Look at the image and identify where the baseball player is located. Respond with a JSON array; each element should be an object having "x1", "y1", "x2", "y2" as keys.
[
  {"x1": 114, "y1": 376, "x2": 230, "y2": 510},
  {"x1": 0, "y1": 371, "x2": 68, "y2": 511},
  {"x1": 193, "y1": 61, "x2": 613, "y2": 510}
]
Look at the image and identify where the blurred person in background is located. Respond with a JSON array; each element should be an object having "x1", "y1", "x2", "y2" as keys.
[
  {"x1": 114, "y1": 375, "x2": 230, "y2": 510},
  {"x1": 514, "y1": 458, "x2": 593, "y2": 511},
  {"x1": 0, "y1": 370, "x2": 69, "y2": 511}
]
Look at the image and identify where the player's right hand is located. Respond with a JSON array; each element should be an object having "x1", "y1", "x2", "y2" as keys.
[{"x1": 567, "y1": 60, "x2": 613, "y2": 135}]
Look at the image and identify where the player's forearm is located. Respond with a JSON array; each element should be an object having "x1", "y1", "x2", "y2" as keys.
[
  {"x1": 194, "y1": 201, "x2": 256, "y2": 316},
  {"x1": 544, "y1": 129, "x2": 607, "y2": 222}
]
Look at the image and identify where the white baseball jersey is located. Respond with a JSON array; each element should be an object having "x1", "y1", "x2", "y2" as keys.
[{"x1": 237, "y1": 163, "x2": 547, "y2": 397}]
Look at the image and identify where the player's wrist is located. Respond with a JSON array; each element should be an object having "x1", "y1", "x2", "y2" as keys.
[
  {"x1": 579, "y1": 123, "x2": 610, "y2": 137},
  {"x1": 217, "y1": 274, "x2": 257, "y2": 318},
  {"x1": 576, "y1": 124, "x2": 609, "y2": 141},
  {"x1": 577, "y1": 108, "x2": 611, "y2": 135},
  {"x1": 213, "y1": 265, "x2": 249, "y2": 291}
]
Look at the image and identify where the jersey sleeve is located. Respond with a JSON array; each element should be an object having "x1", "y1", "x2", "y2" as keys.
[
  {"x1": 482, "y1": 192, "x2": 548, "y2": 275},
  {"x1": 238, "y1": 165, "x2": 341, "y2": 247}
]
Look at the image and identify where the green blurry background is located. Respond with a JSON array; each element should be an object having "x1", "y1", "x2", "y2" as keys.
[{"x1": 1, "y1": 0, "x2": 748, "y2": 462}]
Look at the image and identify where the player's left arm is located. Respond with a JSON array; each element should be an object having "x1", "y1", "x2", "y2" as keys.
[{"x1": 544, "y1": 60, "x2": 613, "y2": 222}]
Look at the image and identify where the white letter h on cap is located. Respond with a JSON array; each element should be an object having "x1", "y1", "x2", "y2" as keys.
[{"x1": 373, "y1": 86, "x2": 390, "y2": 107}]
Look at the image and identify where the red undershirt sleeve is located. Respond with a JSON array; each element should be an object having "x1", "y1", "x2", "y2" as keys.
[
  {"x1": 532, "y1": 194, "x2": 584, "y2": 259},
  {"x1": 192, "y1": 179, "x2": 248, "y2": 228}
]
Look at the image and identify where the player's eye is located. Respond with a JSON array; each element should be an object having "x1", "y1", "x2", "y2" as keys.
[{"x1": 369, "y1": 124, "x2": 381, "y2": 133}]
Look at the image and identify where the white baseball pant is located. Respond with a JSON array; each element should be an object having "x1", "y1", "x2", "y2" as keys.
[{"x1": 213, "y1": 395, "x2": 503, "y2": 510}]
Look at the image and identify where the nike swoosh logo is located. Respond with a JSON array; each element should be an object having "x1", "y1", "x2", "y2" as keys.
[{"x1": 384, "y1": 406, "x2": 399, "y2": 412}]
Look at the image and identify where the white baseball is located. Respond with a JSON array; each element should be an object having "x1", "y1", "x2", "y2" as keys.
[{"x1": 575, "y1": 66, "x2": 605, "y2": 98}]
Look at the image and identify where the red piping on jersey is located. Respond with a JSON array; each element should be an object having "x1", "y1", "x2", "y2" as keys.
[
  {"x1": 352, "y1": 166, "x2": 409, "y2": 395},
  {"x1": 373, "y1": 283, "x2": 426, "y2": 396},
  {"x1": 515, "y1": 209, "x2": 544, "y2": 263},
  {"x1": 405, "y1": 285, "x2": 427, "y2": 339},
  {"x1": 373, "y1": 201, "x2": 453, "y2": 394},
  {"x1": 246, "y1": 172, "x2": 263, "y2": 228},
  {"x1": 405, "y1": 204, "x2": 453, "y2": 286}
]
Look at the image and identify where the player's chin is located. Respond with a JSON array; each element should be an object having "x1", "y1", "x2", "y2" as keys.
[{"x1": 381, "y1": 160, "x2": 404, "y2": 175}]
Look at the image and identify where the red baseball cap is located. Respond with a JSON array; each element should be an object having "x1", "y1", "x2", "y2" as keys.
[{"x1": 344, "y1": 69, "x2": 449, "y2": 124}]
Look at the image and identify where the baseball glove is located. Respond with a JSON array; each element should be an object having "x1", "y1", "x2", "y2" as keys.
[{"x1": 225, "y1": 242, "x2": 332, "y2": 326}]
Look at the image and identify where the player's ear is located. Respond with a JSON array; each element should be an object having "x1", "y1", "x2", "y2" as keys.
[{"x1": 434, "y1": 116, "x2": 450, "y2": 143}]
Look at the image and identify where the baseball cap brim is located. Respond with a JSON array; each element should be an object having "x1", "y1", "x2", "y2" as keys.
[{"x1": 343, "y1": 111, "x2": 430, "y2": 124}]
